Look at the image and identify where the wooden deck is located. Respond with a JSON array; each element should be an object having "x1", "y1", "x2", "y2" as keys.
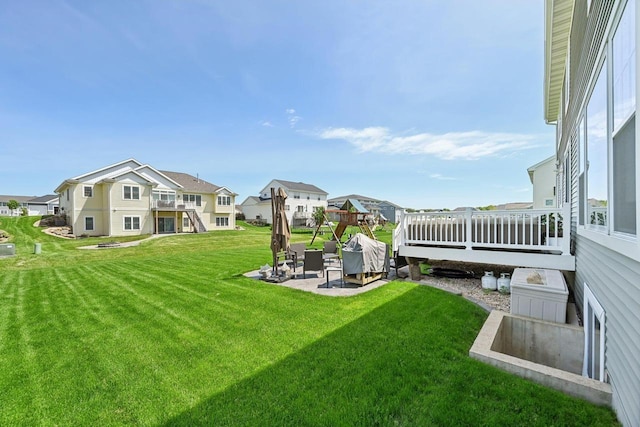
[{"x1": 393, "y1": 206, "x2": 575, "y2": 271}]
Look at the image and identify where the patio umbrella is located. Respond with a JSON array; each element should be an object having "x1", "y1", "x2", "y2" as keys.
[{"x1": 270, "y1": 187, "x2": 291, "y2": 275}]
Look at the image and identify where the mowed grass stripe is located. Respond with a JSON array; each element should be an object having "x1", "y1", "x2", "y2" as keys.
[{"x1": 0, "y1": 217, "x2": 619, "y2": 425}]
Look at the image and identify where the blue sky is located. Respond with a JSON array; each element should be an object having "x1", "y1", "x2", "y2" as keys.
[{"x1": 1, "y1": 0, "x2": 554, "y2": 209}]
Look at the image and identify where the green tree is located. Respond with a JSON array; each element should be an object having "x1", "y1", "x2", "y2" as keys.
[
  {"x1": 312, "y1": 207, "x2": 325, "y2": 227},
  {"x1": 6, "y1": 200, "x2": 19, "y2": 216}
]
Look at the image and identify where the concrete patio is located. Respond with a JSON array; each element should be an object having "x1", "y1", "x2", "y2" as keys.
[{"x1": 243, "y1": 265, "x2": 398, "y2": 297}]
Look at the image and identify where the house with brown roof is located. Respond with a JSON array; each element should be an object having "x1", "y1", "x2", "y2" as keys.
[{"x1": 54, "y1": 159, "x2": 236, "y2": 236}]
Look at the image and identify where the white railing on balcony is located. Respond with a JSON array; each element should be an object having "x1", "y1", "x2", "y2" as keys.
[
  {"x1": 151, "y1": 200, "x2": 198, "y2": 210},
  {"x1": 293, "y1": 211, "x2": 313, "y2": 219},
  {"x1": 393, "y1": 206, "x2": 570, "y2": 255}
]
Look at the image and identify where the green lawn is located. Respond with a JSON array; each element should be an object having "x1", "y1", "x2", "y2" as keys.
[{"x1": 0, "y1": 217, "x2": 618, "y2": 426}]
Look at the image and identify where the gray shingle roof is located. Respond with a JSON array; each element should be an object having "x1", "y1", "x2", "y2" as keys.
[
  {"x1": 328, "y1": 194, "x2": 380, "y2": 203},
  {"x1": 160, "y1": 171, "x2": 222, "y2": 194},
  {"x1": 273, "y1": 179, "x2": 327, "y2": 194},
  {"x1": 0, "y1": 195, "x2": 36, "y2": 203},
  {"x1": 28, "y1": 194, "x2": 59, "y2": 203}
]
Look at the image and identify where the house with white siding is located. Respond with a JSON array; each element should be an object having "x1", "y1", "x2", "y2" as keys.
[
  {"x1": 54, "y1": 159, "x2": 236, "y2": 237},
  {"x1": 240, "y1": 179, "x2": 328, "y2": 227},
  {"x1": 27, "y1": 194, "x2": 59, "y2": 216},
  {"x1": 545, "y1": 1, "x2": 639, "y2": 425},
  {"x1": 527, "y1": 156, "x2": 557, "y2": 209},
  {"x1": 0, "y1": 195, "x2": 32, "y2": 216},
  {"x1": 394, "y1": 2, "x2": 639, "y2": 423}
]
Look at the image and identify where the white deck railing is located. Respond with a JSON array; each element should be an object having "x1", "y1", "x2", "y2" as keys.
[
  {"x1": 393, "y1": 206, "x2": 570, "y2": 255},
  {"x1": 151, "y1": 200, "x2": 197, "y2": 210}
]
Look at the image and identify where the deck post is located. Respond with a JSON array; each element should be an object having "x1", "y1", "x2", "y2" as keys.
[
  {"x1": 465, "y1": 207, "x2": 473, "y2": 250},
  {"x1": 407, "y1": 257, "x2": 423, "y2": 281},
  {"x1": 560, "y1": 204, "x2": 571, "y2": 255}
]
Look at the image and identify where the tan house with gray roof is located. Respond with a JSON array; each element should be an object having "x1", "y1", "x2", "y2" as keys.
[{"x1": 54, "y1": 159, "x2": 236, "y2": 237}]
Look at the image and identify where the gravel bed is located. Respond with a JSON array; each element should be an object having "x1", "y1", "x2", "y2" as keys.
[
  {"x1": 419, "y1": 275, "x2": 510, "y2": 312},
  {"x1": 395, "y1": 261, "x2": 512, "y2": 312}
]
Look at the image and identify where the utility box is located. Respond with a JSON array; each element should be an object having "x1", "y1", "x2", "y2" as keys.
[
  {"x1": 0, "y1": 244, "x2": 16, "y2": 257},
  {"x1": 510, "y1": 268, "x2": 568, "y2": 323}
]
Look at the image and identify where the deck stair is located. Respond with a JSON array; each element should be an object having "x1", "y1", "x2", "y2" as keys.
[{"x1": 186, "y1": 210, "x2": 207, "y2": 233}]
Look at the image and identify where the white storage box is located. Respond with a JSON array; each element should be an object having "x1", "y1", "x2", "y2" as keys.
[{"x1": 510, "y1": 268, "x2": 568, "y2": 323}]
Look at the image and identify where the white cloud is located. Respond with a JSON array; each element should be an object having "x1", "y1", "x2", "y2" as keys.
[
  {"x1": 318, "y1": 127, "x2": 537, "y2": 160},
  {"x1": 285, "y1": 108, "x2": 301, "y2": 128},
  {"x1": 429, "y1": 173, "x2": 458, "y2": 181},
  {"x1": 260, "y1": 120, "x2": 274, "y2": 127}
]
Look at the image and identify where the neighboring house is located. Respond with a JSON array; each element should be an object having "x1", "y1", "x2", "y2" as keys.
[
  {"x1": 493, "y1": 202, "x2": 534, "y2": 210},
  {"x1": 241, "y1": 179, "x2": 328, "y2": 227},
  {"x1": 0, "y1": 195, "x2": 60, "y2": 216},
  {"x1": 54, "y1": 159, "x2": 236, "y2": 236},
  {"x1": 528, "y1": 156, "x2": 557, "y2": 209},
  {"x1": 0, "y1": 195, "x2": 32, "y2": 216},
  {"x1": 234, "y1": 204, "x2": 244, "y2": 219},
  {"x1": 328, "y1": 194, "x2": 402, "y2": 223},
  {"x1": 545, "y1": 0, "x2": 638, "y2": 425},
  {"x1": 378, "y1": 200, "x2": 402, "y2": 223},
  {"x1": 28, "y1": 194, "x2": 59, "y2": 216}
]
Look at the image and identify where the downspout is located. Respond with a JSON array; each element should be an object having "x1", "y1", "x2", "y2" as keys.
[{"x1": 108, "y1": 183, "x2": 112, "y2": 236}]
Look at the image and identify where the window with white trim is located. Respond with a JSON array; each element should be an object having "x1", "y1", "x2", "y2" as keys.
[
  {"x1": 216, "y1": 216, "x2": 229, "y2": 227},
  {"x1": 83, "y1": 186, "x2": 93, "y2": 198},
  {"x1": 84, "y1": 216, "x2": 94, "y2": 231},
  {"x1": 123, "y1": 216, "x2": 140, "y2": 231},
  {"x1": 578, "y1": 116, "x2": 586, "y2": 226},
  {"x1": 123, "y1": 185, "x2": 140, "y2": 200},
  {"x1": 612, "y1": 0, "x2": 636, "y2": 235},
  {"x1": 217, "y1": 195, "x2": 231, "y2": 206},
  {"x1": 183, "y1": 216, "x2": 190, "y2": 228},
  {"x1": 583, "y1": 283, "x2": 606, "y2": 382},
  {"x1": 586, "y1": 62, "x2": 608, "y2": 228},
  {"x1": 579, "y1": 1, "x2": 636, "y2": 236},
  {"x1": 564, "y1": 147, "x2": 571, "y2": 205},
  {"x1": 184, "y1": 194, "x2": 202, "y2": 207}
]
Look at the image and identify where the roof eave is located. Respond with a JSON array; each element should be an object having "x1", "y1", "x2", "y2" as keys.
[{"x1": 544, "y1": 0, "x2": 574, "y2": 124}]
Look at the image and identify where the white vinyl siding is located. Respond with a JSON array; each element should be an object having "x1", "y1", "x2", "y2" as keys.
[{"x1": 563, "y1": 2, "x2": 639, "y2": 425}]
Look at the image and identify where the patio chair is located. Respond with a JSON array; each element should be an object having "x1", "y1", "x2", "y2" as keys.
[
  {"x1": 303, "y1": 250, "x2": 324, "y2": 278},
  {"x1": 323, "y1": 240, "x2": 341, "y2": 266},
  {"x1": 288, "y1": 242, "x2": 307, "y2": 270},
  {"x1": 323, "y1": 240, "x2": 338, "y2": 255}
]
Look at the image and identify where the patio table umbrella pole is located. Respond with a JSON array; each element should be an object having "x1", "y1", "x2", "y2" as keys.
[{"x1": 270, "y1": 187, "x2": 291, "y2": 276}]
